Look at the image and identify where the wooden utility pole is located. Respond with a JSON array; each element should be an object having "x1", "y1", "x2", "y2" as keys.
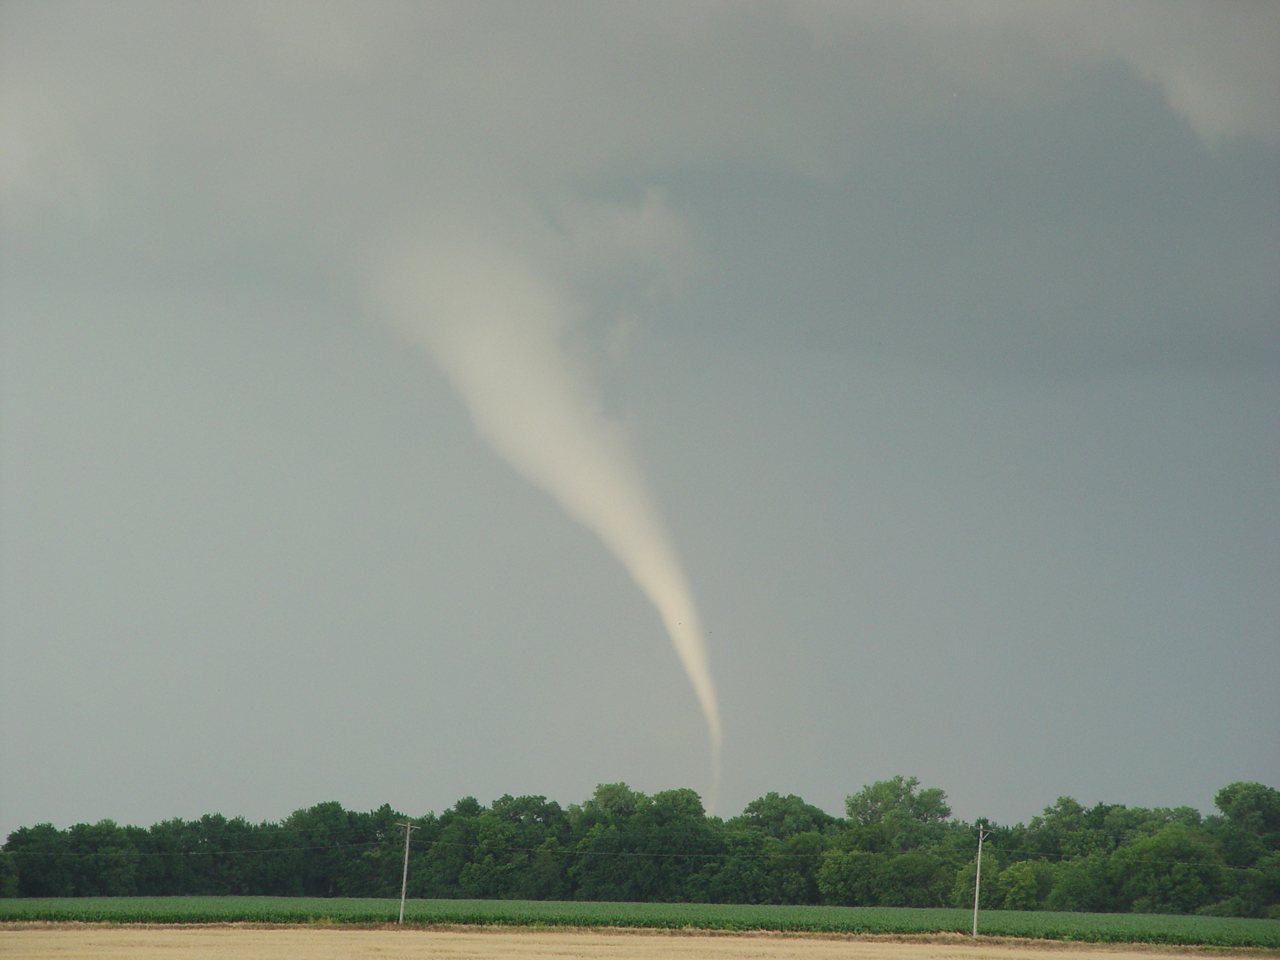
[
  {"x1": 397, "y1": 821, "x2": 418, "y2": 925},
  {"x1": 972, "y1": 825, "x2": 991, "y2": 937}
]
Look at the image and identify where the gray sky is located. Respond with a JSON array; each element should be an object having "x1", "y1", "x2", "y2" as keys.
[{"x1": 2, "y1": 1, "x2": 1277, "y2": 839}]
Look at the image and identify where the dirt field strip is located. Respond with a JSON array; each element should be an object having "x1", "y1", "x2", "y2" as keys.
[{"x1": 2, "y1": 926, "x2": 1274, "y2": 960}]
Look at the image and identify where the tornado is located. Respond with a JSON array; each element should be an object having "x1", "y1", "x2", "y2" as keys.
[{"x1": 375, "y1": 237, "x2": 722, "y2": 794}]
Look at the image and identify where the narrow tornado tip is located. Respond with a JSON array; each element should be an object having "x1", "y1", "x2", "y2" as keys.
[{"x1": 707, "y1": 736, "x2": 723, "y2": 816}]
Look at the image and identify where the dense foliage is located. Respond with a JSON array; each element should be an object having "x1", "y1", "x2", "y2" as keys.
[
  {"x1": 2, "y1": 897, "x2": 1278, "y2": 946},
  {"x1": 3, "y1": 778, "x2": 1277, "y2": 919}
]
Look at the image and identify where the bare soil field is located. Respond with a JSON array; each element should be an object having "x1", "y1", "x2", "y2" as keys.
[{"x1": 2, "y1": 925, "x2": 1274, "y2": 960}]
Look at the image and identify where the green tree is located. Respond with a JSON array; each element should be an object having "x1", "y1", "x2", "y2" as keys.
[
  {"x1": 1215, "y1": 782, "x2": 1280, "y2": 836},
  {"x1": 0, "y1": 851, "x2": 17, "y2": 897},
  {"x1": 950, "y1": 852, "x2": 1003, "y2": 910},
  {"x1": 846, "y1": 776, "x2": 950, "y2": 828},
  {"x1": 458, "y1": 795, "x2": 569, "y2": 899},
  {"x1": 284, "y1": 802, "x2": 349, "y2": 897},
  {"x1": 5, "y1": 824, "x2": 73, "y2": 897},
  {"x1": 67, "y1": 820, "x2": 138, "y2": 896},
  {"x1": 329, "y1": 805, "x2": 405, "y2": 898},
  {"x1": 1198, "y1": 851, "x2": 1280, "y2": 918},
  {"x1": 1112, "y1": 823, "x2": 1224, "y2": 914},
  {"x1": 283, "y1": 802, "x2": 398, "y2": 897},
  {"x1": 733, "y1": 793, "x2": 837, "y2": 839},
  {"x1": 844, "y1": 776, "x2": 951, "y2": 853},
  {"x1": 416, "y1": 798, "x2": 484, "y2": 898},
  {"x1": 183, "y1": 814, "x2": 256, "y2": 894},
  {"x1": 877, "y1": 849, "x2": 951, "y2": 907},
  {"x1": 1045, "y1": 852, "x2": 1115, "y2": 912},
  {"x1": 569, "y1": 784, "x2": 722, "y2": 902},
  {"x1": 1024, "y1": 798, "x2": 1110, "y2": 860},
  {"x1": 704, "y1": 826, "x2": 770, "y2": 903},
  {"x1": 1210, "y1": 782, "x2": 1280, "y2": 872},
  {"x1": 758, "y1": 831, "x2": 831, "y2": 904},
  {"x1": 817, "y1": 849, "x2": 883, "y2": 905},
  {"x1": 995, "y1": 859, "x2": 1054, "y2": 910}
]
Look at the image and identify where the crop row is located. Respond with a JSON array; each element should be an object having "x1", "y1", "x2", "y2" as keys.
[{"x1": 3, "y1": 897, "x2": 1279, "y2": 947}]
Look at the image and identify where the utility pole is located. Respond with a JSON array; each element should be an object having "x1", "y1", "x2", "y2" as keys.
[
  {"x1": 397, "y1": 821, "x2": 418, "y2": 925},
  {"x1": 972, "y1": 824, "x2": 991, "y2": 937}
]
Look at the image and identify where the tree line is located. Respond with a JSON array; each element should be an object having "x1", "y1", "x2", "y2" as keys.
[{"x1": 3, "y1": 778, "x2": 1277, "y2": 918}]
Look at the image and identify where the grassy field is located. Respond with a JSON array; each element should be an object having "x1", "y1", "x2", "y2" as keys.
[{"x1": 2, "y1": 897, "x2": 1278, "y2": 947}]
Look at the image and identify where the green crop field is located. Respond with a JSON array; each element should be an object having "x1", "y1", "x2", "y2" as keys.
[{"x1": 2, "y1": 897, "x2": 1278, "y2": 947}]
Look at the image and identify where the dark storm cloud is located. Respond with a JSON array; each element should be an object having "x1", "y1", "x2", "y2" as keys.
[{"x1": 2, "y1": 2, "x2": 1277, "y2": 835}]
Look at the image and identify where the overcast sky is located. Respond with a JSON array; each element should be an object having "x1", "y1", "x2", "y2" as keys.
[{"x1": 2, "y1": 1, "x2": 1277, "y2": 840}]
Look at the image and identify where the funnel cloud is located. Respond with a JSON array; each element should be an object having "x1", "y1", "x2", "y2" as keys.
[{"x1": 376, "y1": 233, "x2": 722, "y2": 793}]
